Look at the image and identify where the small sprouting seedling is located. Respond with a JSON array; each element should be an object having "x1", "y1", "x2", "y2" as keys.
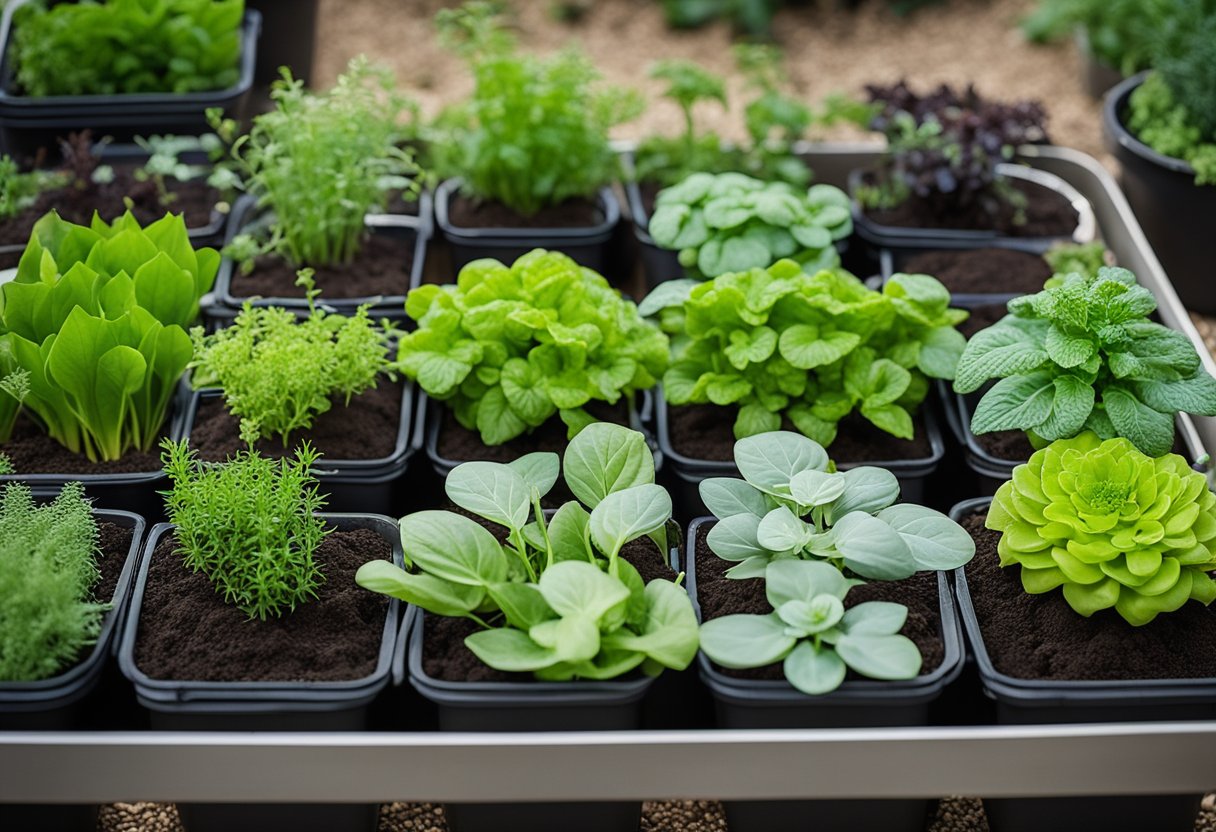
[
  {"x1": 0, "y1": 155, "x2": 64, "y2": 221},
  {"x1": 161, "y1": 439, "x2": 328, "y2": 620}
]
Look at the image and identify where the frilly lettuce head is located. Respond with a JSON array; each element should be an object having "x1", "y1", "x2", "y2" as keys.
[
  {"x1": 988, "y1": 432, "x2": 1216, "y2": 626},
  {"x1": 398, "y1": 249, "x2": 669, "y2": 445}
]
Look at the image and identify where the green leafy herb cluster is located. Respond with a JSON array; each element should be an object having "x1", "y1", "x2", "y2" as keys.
[
  {"x1": 0, "y1": 212, "x2": 217, "y2": 461},
  {"x1": 989, "y1": 432, "x2": 1216, "y2": 626},
  {"x1": 641, "y1": 260, "x2": 967, "y2": 445},
  {"x1": 657, "y1": 0, "x2": 942, "y2": 38},
  {"x1": 0, "y1": 481, "x2": 104, "y2": 681},
  {"x1": 190, "y1": 272, "x2": 398, "y2": 446},
  {"x1": 0, "y1": 155, "x2": 64, "y2": 221},
  {"x1": 133, "y1": 133, "x2": 240, "y2": 210},
  {"x1": 1020, "y1": 0, "x2": 1171, "y2": 75},
  {"x1": 161, "y1": 439, "x2": 328, "y2": 620},
  {"x1": 222, "y1": 57, "x2": 422, "y2": 270},
  {"x1": 697, "y1": 430, "x2": 974, "y2": 694},
  {"x1": 429, "y1": 2, "x2": 641, "y2": 216},
  {"x1": 1128, "y1": 74, "x2": 1216, "y2": 187},
  {"x1": 398, "y1": 249, "x2": 669, "y2": 446},
  {"x1": 648, "y1": 172, "x2": 852, "y2": 278},
  {"x1": 1044, "y1": 241, "x2": 1111, "y2": 282},
  {"x1": 954, "y1": 266, "x2": 1216, "y2": 457},
  {"x1": 13, "y1": 0, "x2": 245, "y2": 97},
  {"x1": 357, "y1": 422, "x2": 699, "y2": 681}
]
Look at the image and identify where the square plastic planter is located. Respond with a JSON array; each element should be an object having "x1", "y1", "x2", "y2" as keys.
[
  {"x1": 684, "y1": 516, "x2": 964, "y2": 832},
  {"x1": 434, "y1": 177, "x2": 621, "y2": 276},
  {"x1": 877, "y1": 240, "x2": 1051, "y2": 309},
  {"x1": 0, "y1": 508, "x2": 145, "y2": 832},
  {"x1": 116, "y1": 513, "x2": 403, "y2": 832},
  {"x1": 0, "y1": 1, "x2": 261, "y2": 160},
  {"x1": 950, "y1": 496, "x2": 1211, "y2": 832}
]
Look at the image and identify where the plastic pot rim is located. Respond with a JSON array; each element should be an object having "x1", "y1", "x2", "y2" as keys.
[{"x1": 434, "y1": 177, "x2": 621, "y2": 245}]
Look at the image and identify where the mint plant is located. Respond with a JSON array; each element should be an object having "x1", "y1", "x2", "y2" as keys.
[
  {"x1": 13, "y1": 0, "x2": 244, "y2": 97},
  {"x1": 356, "y1": 423, "x2": 699, "y2": 680},
  {"x1": 954, "y1": 266, "x2": 1216, "y2": 457},
  {"x1": 0, "y1": 481, "x2": 105, "y2": 681},
  {"x1": 161, "y1": 439, "x2": 328, "y2": 620},
  {"x1": 189, "y1": 271, "x2": 398, "y2": 445},
  {"x1": 648, "y1": 172, "x2": 852, "y2": 278},
  {"x1": 220, "y1": 57, "x2": 422, "y2": 271},
  {"x1": 398, "y1": 250, "x2": 669, "y2": 446},
  {"x1": 989, "y1": 432, "x2": 1216, "y2": 626},
  {"x1": 0, "y1": 212, "x2": 216, "y2": 461},
  {"x1": 641, "y1": 260, "x2": 966, "y2": 445}
]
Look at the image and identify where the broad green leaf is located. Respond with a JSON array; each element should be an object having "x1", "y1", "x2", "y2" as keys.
[
  {"x1": 589, "y1": 484, "x2": 672, "y2": 557},
  {"x1": 475, "y1": 386, "x2": 529, "y2": 446},
  {"x1": 1104, "y1": 386, "x2": 1175, "y2": 457},
  {"x1": 445, "y1": 461, "x2": 532, "y2": 531},
  {"x1": 603, "y1": 579, "x2": 699, "y2": 670},
  {"x1": 399, "y1": 510, "x2": 508, "y2": 586},
  {"x1": 507, "y1": 452, "x2": 560, "y2": 499},
  {"x1": 954, "y1": 326, "x2": 1049, "y2": 394},
  {"x1": 779, "y1": 326, "x2": 861, "y2": 370},
  {"x1": 529, "y1": 616, "x2": 601, "y2": 664},
  {"x1": 789, "y1": 469, "x2": 847, "y2": 507},
  {"x1": 875, "y1": 504, "x2": 975, "y2": 571},
  {"x1": 970, "y1": 371, "x2": 1056, "y2": 435},
  {"x1": 782, "y1": 641, "x2": 847, "y2": 695},
  {"x1": 563, "y1": 422, "x2": 655, "y2": 508},
  {"x1": 465, "y1": 628, "x2": 559, "y2": 672},
  {"x1": 1133, "y1": 374, "x2": 1216, "y2": 416},
  {"x1": 537, "y1": 560, "x2": 630, "y2": 621},
  {"x1": 705, "y1": 513, "x2": 766, "y2": 561},
  {"x1": 354, "y1": 561, "x2": 485, "y2": 617},
  {"x1": 830, "y1": 511, "x2": 917, "y2": 580},
  {"x1": 638, "y1": 279, "x2": 699, "y2": 318},
  {"x1": 547, "y1": 501, "x2": 594, "y2": 563},
  {"x1": 699, "y1": 477, "x2": 770, "y2": 519},
  {"x1": 842, "y1": 601, "x2": 908, "y2": 636},
  {"x1": 835, "y1": 633, "x2": 922, "y2": 680},
  {"x1": 765, "y1": 559, "x2": 855, "y2": 606},
  {"x1": 824, "y1": 467, "x2": 900, "y2": 522},
  {"x1": 699, "y1": 612, "x2": 797, "y2": 669},
  {"x1": 756, "y1": 506, "x2": 811, "y2": 553},
  {"x1": 487, "y1": 582, "x2": 555, "y2": 630},
  {"x1": 917, "y1": 326, "x2": 967, "y2": 380},
  {"x1": 1034, "y1": 375, "x2": 1095, "y2": 440},
  {"x1": 734, "y1": 431, "x2": 829, "y2": 495}
]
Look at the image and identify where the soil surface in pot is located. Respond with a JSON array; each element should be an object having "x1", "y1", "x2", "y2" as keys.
[
  {"x1": 957, "y1": 302, "x2": 1009, "y2": 340},
  {"x1": 422, "y1": 536, "x2": 677, "y2": 683},
  {"x1": 448, "y1": 192, "x2": 602, "y2": 230},
  {"x1": 134, "y1": 528, "x2": 390, "y2": 682},
  {"x1": 435, "y1": 400, "x2": 630, "y2": 464},
  {"x1": 975, "y1": 430, "x2": 1036, "y2": 462},
  {"x1": 667, "y1": 404, "x2": 932, "y2": 464},
  {"x1": 2, "y1": 416, "x2": 165, "y2": 475},
  {"x1": 963, "y1": 512, "x2": 1216, "y2": 680},
  {"x1": 901, "y1": 247, "x2": 1051, "y2": 295},
  {"x1": 0, "y1": 165, "x2": 220, "y2": 247},
  {"x1": 863, "y1": 176, "x2": 1079, "y2": 238},
  {"x1": 189, "y1": 382, "x2": 403, "y2": 463},
  {"x1": 94, "y1": 522, "x2": 134, "y2": 604},
  {"x1": 230, "y1": 233, "x2": 416, "y2": 300},
  {"x1": 693, "y1": 523, "x2": 944, "y2": 680}
]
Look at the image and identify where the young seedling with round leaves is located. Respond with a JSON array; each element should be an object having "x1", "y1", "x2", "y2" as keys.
[
  {"x1": 648, "y1": 172, "x2": 852, "y2": 278},
  {"x1": 398, "y1": 249, "x2": 669, "y2": 446},
  {"x1": 954, "y1": 266, "x2": 1216, "y2": 457},
  {"x1": 988, "y1": 432, "x2": 1216, "y2": 626},
  {"x1": 356, "y1": 423, "x2": 699, "y2": 681},
  {"x1": 640, "y1": 259, "x2": 967, "y2": 445},
  {"x1": 161, "y1": 439, "x2": 328, "y2": 621}
]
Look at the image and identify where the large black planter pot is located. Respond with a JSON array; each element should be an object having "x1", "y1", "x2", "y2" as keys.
[
  {"x1": 405, "y1": 609, "x2": 650, "y2": 832},
  {"x1": 0, "y1": 508, "x2": 145, "y2": 832},
  {"x1": 1104, "y1": 73, "x2": 1216, "y2": 315},
  {"x1": 117, "y1": 514, "x2": 402, "y2": 832},
  {"x1": 878, "y1": 242, "x2": 1042, "y2": 309},
  {"x1": 950, "y1": 497, "x2": 1210, "y2": 832},
  {"x1": 248, "y1": 0, "x2": 317, "y2": 87},
  {"x1": 685, "y1": 517, "x2": 964, "y2": 832},
  {"x1": 434, "y1": 178, "x2": 621, "y2": 276},
  {"x1": 0, "y1": 1, "x2": 261, "y2": 160}
]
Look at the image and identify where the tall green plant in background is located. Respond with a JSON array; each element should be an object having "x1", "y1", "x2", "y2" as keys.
[{"x1": 1020, "y1": 0, "x2": 1171, "y2": 75}]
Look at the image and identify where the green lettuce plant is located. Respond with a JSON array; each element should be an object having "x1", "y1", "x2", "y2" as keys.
[
  {"x1": 0, "y1": 211, "x2": 217, "y2": 461},
  {"x1": 649, "y1": 173, "x2": 852, "y2": 278},
  {"x1": 356, "y1": 423, "x2": 699, "y2": 680},
  {"x1": 161, "y1": 439, "x2": 328, "y2": 620},
  {"x1": 13, "y1": 0, "x2": 244, "y2": 97},
  {"x1": 0, "y1": 481, "x2": 105, "y2": 681},
  {"x1": 398, "y1": 249, "x2": 669, "y2": 446},
  {"x1": 988, "y1": 431, "x2": 1216, "y2": 626},
  {"x1": 954, "y1": 266, "x2": 1216, "y2": 457},
  {"x1": 696, "y1": 430, "x2": 974, "y2": 694},
  {"x1": 189, "y1": 271, "x2": 399, "y2": 445},
  {"x1": 640, "y1": 260, "x2": 967, "y2": 445}
]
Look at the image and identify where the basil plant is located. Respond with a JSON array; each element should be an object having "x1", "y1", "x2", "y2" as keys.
[
  {"x1": 356, "y1": 423, "x2": 699, "y2": 681},
  {"x1": 696, "y1": 431, "x2": 975, "y2": 695}
]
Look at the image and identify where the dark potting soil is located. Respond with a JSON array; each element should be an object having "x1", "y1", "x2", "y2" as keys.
[
  {"x1": 435, "y1": 400, "x2": 631, "y2": 464},
  {"x1": 975, "y1": 429, "x2": 1036, "y2": 462},
  {"x1": 0, "y1": 166, "x2": 220, "y2": 247},
  {"x1": 666, "y1": 404, "x2": 932, "y2": 464},
  {"x1": 94, "y1": 521, "x2": 135, "y2": 604},
  {"x1": 448, "y1": 192, "x2": 603, "y2": 230},
  {"x1": 134, "y1": 528, "x2": 390, "y2": 682},
  {"x1": 962, "y1": 512, "x2": 1216, "y2": 680},
  {"x1": 230, "y1": 233, "x2": 416, "y2": 301},
  {"x1": 189, "y1": 382, "x2": 403, "y2": 463},
  {"x1": 421, "y1": 537, "x2": 678, "y2": 683},
  {"x1": 865, "y1": 177, "x2": 1078, "y2": 238},
  {"x1": 901, "y1": 247, "x2": 1051, "y2": 296},
  {"x1": 693, "y1": 523, "x2": 944, "y2": 680},
  {"x1": 956, "y1": 302, "x2": 1009, "y2": 340},
  {"x1": 2, "y1": 416, "x2": 165, "y2": 475}
]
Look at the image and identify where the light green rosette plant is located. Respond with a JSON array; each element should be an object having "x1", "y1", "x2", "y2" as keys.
[{"x1": 988, "y1": 431, "x2": 1216, "y2": 626}]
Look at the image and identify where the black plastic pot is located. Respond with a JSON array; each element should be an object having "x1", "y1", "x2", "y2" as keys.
[
  {"x1": 116, "y1": 513, "x2": 402, "y2": 832},
  {"x1": 849, "y1": 163, "x2": 1096, "y2": 256},
  {"x1": 1077, "y1": 30, "x2": 1125, "y2": 101},
  {"x1": 209, "y1": 193, "x2": 430, "y2": 323},
  {"x1": 0, "y1": 1, "x2": 261, "y2": 160},
  {"x1": 1104, "y1": 73, "x2": 1216, "y2": 315},
  {"x1": 656, "y1": 395, "x2": 947, "y2": 521},
  {"x1": 938, "y1": 385, "x2": 1019, "y2": 496},
  {"x1": 0, "y1": 508, "x2": 145, "y2": 832},
  {"x1": 950, "y1": 497, "x2": 1210, "y2": 832},
  {"x1": 434, "y1": 178, "x2": 621, "y2": 275},
  {"x1": 685, "y1": 516, "x2": 964, "y2": 832},
  {"x1": 177, "y1": 382, "x2": 416, "y2": 515},
  {"x1": 878, "y1": 242, "x2": 1046, "y2": 309},
  {"x1": 248, "y1": 0, "x2": 318, "y2": 87}
]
